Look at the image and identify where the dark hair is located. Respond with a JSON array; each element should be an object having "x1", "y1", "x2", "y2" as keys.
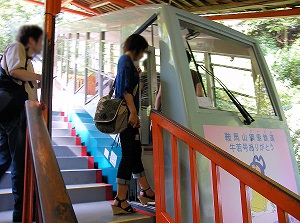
[
  {"x1": 186, "y1": 50, "x2": 191, "y2": 63},
  {"x1": 123, "y1": 34, "x2": 148, "y2": 58},
  {"x1": 16, "y1": 25, "x2": 43, "y2": 46}
]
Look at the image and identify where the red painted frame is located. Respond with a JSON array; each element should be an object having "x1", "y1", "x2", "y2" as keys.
[{"x1": 150, "y1": 110, "x2": 300, "y2": 223}]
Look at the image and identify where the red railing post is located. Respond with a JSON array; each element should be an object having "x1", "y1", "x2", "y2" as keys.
[
  {"x1": 171, "y1": 134, "x2": 182, "y2": 223},
  {"x1": 277, "y1": 207, "x2": 288, "y2": 223},
  {"x1": 22, "y1": 130, "x2": 35, "y2": 223},
  {"x1": 188, "y1": 146, "x2": 201, "y2": 223},
  {"x1": 240, "y1": 182, "x2": 251, "y2": 223},
  {"x1": 152, "y1": 119, "x2": 166, "y2": 222},
  {"x1": 211, "y1": 162, "x2": 223, "y2": 223}
]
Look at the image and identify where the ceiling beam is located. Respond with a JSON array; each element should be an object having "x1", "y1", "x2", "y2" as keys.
[
  {"x1": 110, "y1": 0, "x2": 135, "y2": 7},
  {"x1": 61, "y1": 0, "x2": 73, "y2": 7},
  {"x1": 131, "y1": 0, "x2": 151, "y2": 5},
  {"x1": 204, "y1": 8, "x2": 300, "y2": 20},
  {"x1": 71, "y1": 0, "x2": 101, "y2": 15},
  {"x1": 24, "y1": 0, "x2": 94, "y2": 17},
  {"x1": 90, "y1": 1, "x2": 110, "y2": 8},
  {"x1": 190, "y1": 0, "x2": 298, "y2": 14},
  {"x1": 62, "y1": 6, "x2": 95, "y2": 17}
]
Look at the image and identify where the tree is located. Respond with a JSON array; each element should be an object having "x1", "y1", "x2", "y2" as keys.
[
  {"x1": 272, "y1": 39, "x2": 300, "y2": 87},
  {"x1": 0, "y1": 0, "x2": 44, "y2": 52}
]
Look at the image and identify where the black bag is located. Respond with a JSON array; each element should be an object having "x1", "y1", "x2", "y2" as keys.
[{"x1": 0, "y1": 55, "x2": 29, "y2": 123}]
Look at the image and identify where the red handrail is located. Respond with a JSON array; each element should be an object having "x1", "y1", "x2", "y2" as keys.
[
  {"x1": 150, "y1": 110, "x2": 300, "y2": 223},
  {"x1": 23, "y1": 101, "x2": 77, "y2": 223}
]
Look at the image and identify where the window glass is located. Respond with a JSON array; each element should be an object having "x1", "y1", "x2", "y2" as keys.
[{"x1": 179, "y1": 20, "x2": 275, "y2": 117}]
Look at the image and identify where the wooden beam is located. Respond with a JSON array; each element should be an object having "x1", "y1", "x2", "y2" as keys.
[
  {"x1": 62, "y1": 6, "x2": 95, "y2": 17},
  {"x1": 190, "y1": 0, "x2": 298, "y2": 14},
  {"x1": 111, "y1": 0, "x2": 135, "y2": 7},
  {"x1": 132, "y1": 0, "x2": 151, "y2": 5},
  {"x1": 204, "y1": 8, "x2": 300, "y2": 20},
  {"x1": 24, "y1": 0, "x2": 94, "y2": 17},
  {"x1": 61, "y1": 0, "x2": 73, "y2": 7},
  {"x1": 90, "y1": 1, "x2": 110, "y2": 8},
  {"x1": 71, "y1": 0, "x2": 101, "y2": 15}
]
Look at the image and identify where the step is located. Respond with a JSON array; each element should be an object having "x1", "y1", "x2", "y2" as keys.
[
  {"x1": 52, "y1": 121, "x2": 72, "y2": 129},
  {"x1": 67, "y1": 183, "x2": 111, "y2": 204},
  {"x1": 57, "y1": 156, "x2": 93, "y2": 170},
  {"x1": 61, "y1": 169, "x2": 102, "y2": 185},
  {"x1": 76, "y1": 116, "x2": 94, "y2": 124},
  {"x1": 0, "y1": 172, "x2": 11, "y2": 189},
  {"x1": 82, "y1": 131, "x2": 115, "y2": 148},
  {"x1": 53, "y1": 145, "x2": 86, "y2": 157},
  {"x1": 0, "y1": 201, "x2": 156, "y2": 223},
  {"x1": 52, "y1": 111, "x2": 64, "y2": 116},
  {"x1": 52, "y1": 136, "x2": 81, "y2": 146},
  {"x1": 0, "y1": 183, "x2": 113, "y2": 212},
  {"x1": 0, "y1": 189, "x2": 14, "y2": 212},
  {"x1": 52, "y1": 115, "x2": 68, "y2": 122},
  {"x1": 0, "y1": 169, "x2": 102, "y2": 189},
  {"x1": 68, "y1": 111, "x2": 93, "y2": 122},
  {"x1": 52, "y1": 128, "x2": 76, "y2": 137},
  {"x1": 72, "y1": 123, "x2": 97, "y2": 132}
]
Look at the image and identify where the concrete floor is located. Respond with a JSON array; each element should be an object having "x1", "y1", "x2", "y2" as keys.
[{"x1": 0, "y1": 201, "x2": 155, "y2": 223}]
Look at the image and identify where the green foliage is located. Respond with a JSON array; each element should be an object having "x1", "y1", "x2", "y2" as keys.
[
  {"x1": 291, "y1": 129, "x2": 300, "y2": 173},
  {"x1": 272, "y1": 39, "x2": 300, "y2": 87},
  {"x1": 237, "y1": 18, "x2": 300, "y2": 56},
  {"x1": 0, "y1": 0, "x2": 44, "y2": 52}
]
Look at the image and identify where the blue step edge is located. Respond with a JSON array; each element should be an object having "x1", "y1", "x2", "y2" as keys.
[{"x1": 66, "y1": 109, "x2": 121, "y2": 191}]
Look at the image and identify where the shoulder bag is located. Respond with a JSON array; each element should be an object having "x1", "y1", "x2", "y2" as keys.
[
  {"x1": 94, "y1": 80, "x2": 138, "y2": 134},
  {"x1": 0, "y1": 53, "x2": 29, "y2": 122}
]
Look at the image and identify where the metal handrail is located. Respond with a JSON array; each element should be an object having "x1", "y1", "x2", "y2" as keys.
[
  {"x1": 150, "y1": 109, "x2": 300, "y2": 223},
  {"x1": 23, "y1": 100, "x2": 77, "y2": 223}
]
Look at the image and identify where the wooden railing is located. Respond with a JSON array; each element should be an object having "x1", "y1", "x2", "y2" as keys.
[
  {"x1": 23, "y1": 101, "x2": 77, "y2": 223},
  {"x1": 150, "y1": 110, "x2": 300, "y2": 223}
]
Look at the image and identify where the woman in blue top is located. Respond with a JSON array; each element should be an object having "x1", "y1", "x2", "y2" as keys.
[{"x1": 112, "y1": 34, "x2": 155, "y2": 214}]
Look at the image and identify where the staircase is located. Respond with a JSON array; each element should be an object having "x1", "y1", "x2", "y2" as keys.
[
  {"x1": 0, "y1": 110, "x2": 155, "y2": 223},
  {"x1": 52, "y1": 111, "x2": 113, "y2": 204},
  {"x1": 0, "y1": 111, "x2": 112, "y2": 211}
]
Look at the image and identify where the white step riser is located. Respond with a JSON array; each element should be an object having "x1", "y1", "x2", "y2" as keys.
[
  {"x1": 53, "y1": 146, "x2": 84, "y2": 157},
  {"x1": 57, "y1": 157, "x2": 89, "y2": 170},
  {"x1": 52, "y1": 137, "x2": 78, "y2": 146},
  {"x1": 61, "y1": 170, "x2": 101, "y2": 185},
  {"x1": 0, "y1": 173, "x2": 11, "y2": 189},
  {"x1": 0, "y1": 185, "x2": 107, "y2": 211},
  {"x1": 52, "y1": 121, "x2": 70, "y2": 129},
  {"x1": 52, "y1": 116, "x2": 67, "y2": 122},
  {"x1": 67, "y1": 186, "x2": 107, "y2": 204},
  {"x1": 0, "y1": 192, "x2": 14, "y2": 211},
  {"x1": 0, "y1": 169, "x2": 100, "y2": 189},
  {"x1": 52, "y1": 111, "x2": 63, "y2": 116},
  {"x1": 52, "y1": 129, "x2": 74, "y2": 137}
]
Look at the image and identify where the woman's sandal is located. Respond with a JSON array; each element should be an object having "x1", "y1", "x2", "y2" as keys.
[
  {"x1": 111, "y1": 196, "x2": 136, "y2": 215},
  {"x1": 138, "y1": 187, "x2": 155, "y2": 205}
]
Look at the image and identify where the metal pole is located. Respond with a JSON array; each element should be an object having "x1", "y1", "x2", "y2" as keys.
[
  {"x1": 41, "y1": 0, "x2": 61, "y2": 133},
  {"x1": 84, "y1": 32, "x2": 90, "y2": 104}
]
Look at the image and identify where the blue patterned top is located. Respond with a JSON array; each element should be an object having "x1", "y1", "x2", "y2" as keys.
[{"x1": 115, "y1": 54, "x2": 140, "y2": 111}]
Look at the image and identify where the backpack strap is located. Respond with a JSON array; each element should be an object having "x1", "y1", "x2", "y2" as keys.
[
  {"x1": 110, "y1": 78, "x2": 138, "y2": 98},
  {"x1": 0, "y1": 46, "x2": 34, "y2": 88},
  {"x1": 25, "y1": 48, "x2": 34, "y2": 89}
]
